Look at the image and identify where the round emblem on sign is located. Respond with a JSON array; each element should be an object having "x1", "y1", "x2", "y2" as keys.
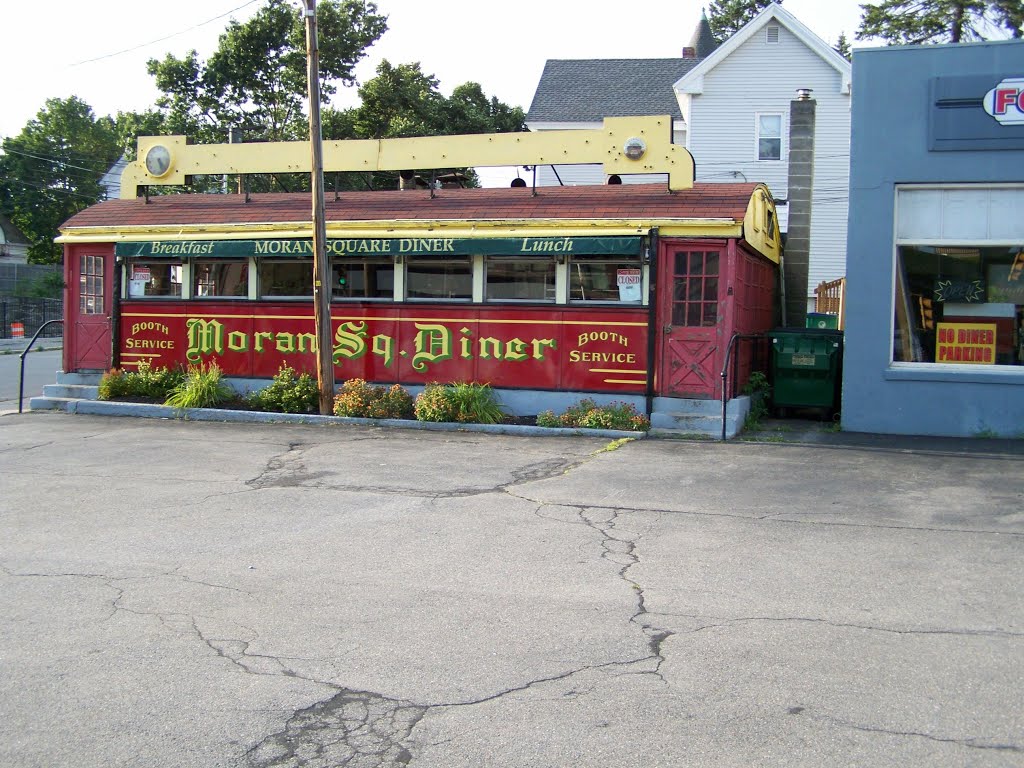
[
  {"x1": 623, "y1": 137, "x2": 647, "y2": 160},
  {"x1": 144, "y1": 145, "x2": 172, "y2": 177}
]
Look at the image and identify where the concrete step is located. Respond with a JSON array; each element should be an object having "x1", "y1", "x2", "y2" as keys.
[
  {"x1": 43, "y1": 383, "x2": 100, "y2": 400},
  {"x1": 649, "y1": 395, "x2": 751, "y2": 439},
  {"x1": 56, "y1": 372, "x2": 102, "y2": 386},
  {"x1": 29, "y1": 396, "x2": 76, "y2": 412}
]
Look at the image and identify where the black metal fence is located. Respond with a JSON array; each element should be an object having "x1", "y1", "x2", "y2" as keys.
[{"x1": 0, "y1": 298, "x2": 63, "y2": 339}]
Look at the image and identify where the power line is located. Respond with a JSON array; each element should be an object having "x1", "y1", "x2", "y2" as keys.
[{"x1": 70, "y1": 0, "x2": 262, "y2": 66}]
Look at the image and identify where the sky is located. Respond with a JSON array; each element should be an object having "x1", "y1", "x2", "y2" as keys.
[{"x1": 0, "y1": 0, "x2": 870, "y2": 185}]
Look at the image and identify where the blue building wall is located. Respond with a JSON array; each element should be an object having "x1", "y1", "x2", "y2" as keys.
[{"x1": 842, "y1": 40, "x2": 1024, "y2": 437}]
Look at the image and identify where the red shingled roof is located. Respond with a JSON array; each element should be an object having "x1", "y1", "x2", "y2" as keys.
[{"x1": 62, "y1": 183, "x2": 759, "y2": 230}]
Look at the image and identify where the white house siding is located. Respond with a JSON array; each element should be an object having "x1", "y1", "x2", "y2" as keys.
[{"x1": 685, "y1": 24, "x2": 851, "y2": 297}]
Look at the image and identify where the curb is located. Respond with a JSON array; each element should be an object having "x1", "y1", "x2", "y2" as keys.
[{"x1": 63, "y1": 399, "x2": 649, "y2": 440}]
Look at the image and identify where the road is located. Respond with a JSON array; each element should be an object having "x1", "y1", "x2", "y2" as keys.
[
  {"x1": 1, "y1": 413, "x2": 1022, "y2": 767},
  {"x1": 0, "y1": 348, "x2": 62, "y2": 411}
]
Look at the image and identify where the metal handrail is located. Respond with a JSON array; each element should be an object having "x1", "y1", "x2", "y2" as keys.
[
  {"x1": 719, "y1": 332, "x2": 766, "y2": 442},
  {"x1": 18, "y1": 319, "x2": 64, "y2": 414}
]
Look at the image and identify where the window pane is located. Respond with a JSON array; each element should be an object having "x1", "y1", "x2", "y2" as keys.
[
  {"x1": 758, "y1": 138, "x2": 781, "y2": 160},
  {"x1": 687, "y1": 303, "x2": 702, "y2": 326},
  {"x1": 674, "y1": 252, "x2": 688, "y2": 275},
  {"x1": 687, "y1": 278, "x2": 703, "y2": 302},
  {"x1": 759, "y1": 115, "x2": 781, "y2": 137},
  {"x1": 705, "y1": 252, "x2": 719, "y2": 275},
  {"x1": 569, "y1": 257, "x2": 642, "y2": 303},
  {"x1": 260, "y1": 260, "x2": 314, "y2": 297},
  {"x1": 333, "y1": 260, "x2": 394, "y2": 300},
  {"x1": 406, "y1": 259, "x2": 471, "y2": 300},
  {"x1": 194, "y1": 261, "x2": 247, "y2": 298},
  {"x1": 487, "y1": 258, "x2": 556, "y2": 301},
  {"x1": 704, "y1": 277, "x2": 719, "y2": 302},
  {"x1": 687, "y1": 252, "x2": 704, "y2": 275},
  {"x1": 127, "y1": 262, "x2": 182, "y2": 298},
  {"x1": 893, "y1": 245, "x2": 1024, "y2": 366},
  {"x1": 702, "y1": 302, "x2": 717, "y2": 325}
]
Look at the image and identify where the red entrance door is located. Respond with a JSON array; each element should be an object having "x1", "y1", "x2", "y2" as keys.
[
  {"x1": 657, "y1": 243, "x2": 726, "y2": 399},
  {"x1": 67, "y1": 247, "x2": 113, "y2": 371}
]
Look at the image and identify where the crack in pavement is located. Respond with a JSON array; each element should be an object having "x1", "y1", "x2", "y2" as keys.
[
  {"x1": 246, "y1": 689, "x2": 425, "y2": 768},
  {"x1": 676, "y1": 614, "x2": 1024, "y2": 639},
  {"x1": 794, "y1": 709, "x2": 1024, "y2": 753}
]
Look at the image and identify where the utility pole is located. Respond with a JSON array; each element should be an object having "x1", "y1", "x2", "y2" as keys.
[{"x1": 301, "y1": 0, "x2": 335, "y2": 414}]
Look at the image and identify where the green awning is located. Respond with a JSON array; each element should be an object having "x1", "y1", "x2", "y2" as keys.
[{"x1": 115, "y1": 236, "x2": 643, "y2": 259}]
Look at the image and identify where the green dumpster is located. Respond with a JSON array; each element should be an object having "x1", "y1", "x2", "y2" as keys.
[{"x1": 770, "y1": 328, "x2": 843, "y2": 415}]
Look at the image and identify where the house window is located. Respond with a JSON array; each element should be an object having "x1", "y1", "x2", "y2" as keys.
[
  {"x1": 485, "y1": 257, "x2": 556, "y2": 302},
  {"x1": 194, "y1": 260, "x2": 247, "y2": 298},
  {"x1": 757, "y1": 113, "x2": 782, "y2": 161},
  {"x1": 80, "y1": 255, "x2": 105, "y2": 313},
  {"x1": 766, "y1": 25, "x2": 780, "y2": 44}
]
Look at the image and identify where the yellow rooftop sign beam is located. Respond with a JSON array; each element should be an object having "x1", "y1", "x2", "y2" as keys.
[{"x1": 121, "y1": 116, "x2": 694, "y2": 199}]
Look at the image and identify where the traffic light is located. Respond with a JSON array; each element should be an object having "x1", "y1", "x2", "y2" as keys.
[
  {"x1": 916, "y1": 295, "x2": 934, "y2": 330},
  {"x1": 336, "y1": 269, "x2": 347, "y2": 289},
  {"x1": 1009, "y1": 251, "x2": 1024, "y2": 282}
]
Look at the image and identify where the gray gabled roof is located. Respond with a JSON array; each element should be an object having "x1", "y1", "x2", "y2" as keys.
[{"x1": 526, "y1": 58, "x2": 703, "y2": 123}]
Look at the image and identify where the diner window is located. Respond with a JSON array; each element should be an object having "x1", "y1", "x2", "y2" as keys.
[
  {"x1": 194, "y1": 260, "x2": 248, "y2": 298},
  {"x1": 485, "y1": 257, "x2": 556, "y2": 302},
  {"x1": 671, "y1": 250, "x2": 720, "y2": 327},
  {"x1": 333, "y1": 259, "x2": 394, "y2": 300},
  {"x1": 405, "y1": 258, "x2": 472, "y2": 301},
  {"x1": 260, "y1": 260, "x2": 314, "y2": 298},
  {"x1": 80, "y1": 254, "x2": 105, "y2": 314},
  {"x1": 570, "y1": 255, "x2": 643, "y2": 303},
  {"x1": 127, "y1": 261, "x2": 182, "y2": 298},
  {"x1": 894, "y1": 245, "x2": 1024, "y2": 366},
  {"x1": 757, "y1": 113, "x2": 782, "y2": 161}
]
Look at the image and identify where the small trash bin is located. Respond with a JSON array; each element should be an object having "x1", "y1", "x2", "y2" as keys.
[
  {"x1": 805, "y1": 312, "x2": 839, "y2": 330},
  {"x1": 770, "y1": 327, "x2": 843, "y2": 415}
]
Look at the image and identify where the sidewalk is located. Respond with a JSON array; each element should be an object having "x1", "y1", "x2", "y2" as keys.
[{"x1": 0, "y1": 336, "x2": 63, "y2": 354}]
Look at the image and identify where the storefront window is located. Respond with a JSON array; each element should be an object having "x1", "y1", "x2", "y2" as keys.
[
  {"x1": 405, "y1": 258, "x2": 472, "y2": 301},
  {"x1": 128, "y1": 261, "x2": 182, "y2": 298},
  {"x1": 486, "y1": 258, "x2": 556, "y2": 302},
  {"x1": 260, "y1": 260, "x2": 314, "y2": 298},
  {"x1": 894, "y1": 245, "x2": 1024, "y2": 366},
  {"x1": 333, "y1": 259, "x2": 394, "y2": 300},
  {"x1": 194, "y1": 260, "x2": 247, "y2": 298},
  {"x1": 570, "y1": 256, "x2": 643, "y2": 303}
]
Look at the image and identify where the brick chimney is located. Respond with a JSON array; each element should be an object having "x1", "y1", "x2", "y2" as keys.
[{"x1": 784, "y1": 88, "x2": 815, "y2": 326}]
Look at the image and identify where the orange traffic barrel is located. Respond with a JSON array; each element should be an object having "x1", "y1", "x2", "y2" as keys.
[{"x1": 10, "y1": 322, "x2": 24, "y2": 339}]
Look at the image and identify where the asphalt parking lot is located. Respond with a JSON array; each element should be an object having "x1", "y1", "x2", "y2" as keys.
[{"x1": 1, "y1": 412, "x2": 1022, "y2": 767}]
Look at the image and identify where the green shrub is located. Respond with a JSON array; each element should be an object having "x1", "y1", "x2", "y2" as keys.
[
  {"x1": 537, "y1": 399, "x2": 650, "y2": 432},
  {"x1": 97, "y1": 359, "x2": 183, "y2": 400},
  {"x1": 414, "y1": 382, "x2": 505, "y2": 424},
  {"x1": 164, "y1": 361, "x2": 234, "y2": 409},
  {"x1": 333, "y1": 378, "x2": 414, "y2": 419},
  {"x1": 246, "y1": 365, "x2": 320, "y2": 414}
]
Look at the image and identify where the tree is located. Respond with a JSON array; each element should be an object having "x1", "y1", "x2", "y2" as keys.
[
  {"x1": 321, "y1": 61, "x2": 526, "y2": 190},
  {"x1": 146, "y1": 0, "x2": 387, "y2": 145},
  {"x1": 857, "y1": 0, "x2": 1024, "y2": 44},
  {"x1": 0, "y1": 97, "x2": 121, "y2": 263},
  {"x1": 707, "y1": 0, "x2": 781, "y2": 40},
  {"x1": 835, "y1": 32, "x2": 852, "y2": 60}
]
